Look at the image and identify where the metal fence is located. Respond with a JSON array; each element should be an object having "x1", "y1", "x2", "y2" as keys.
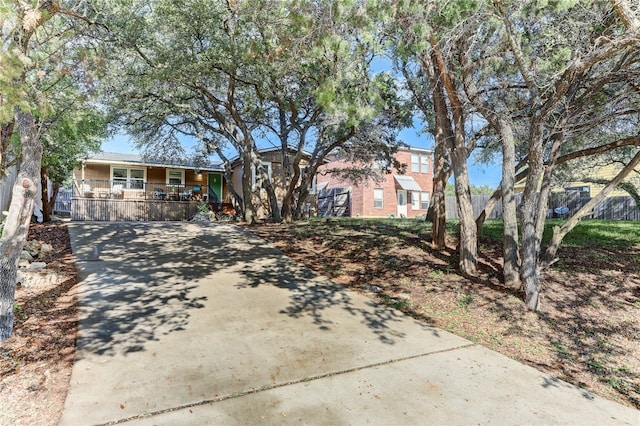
[{"x1": 445, "y1": 194, "x2": 640, "y2": 221}]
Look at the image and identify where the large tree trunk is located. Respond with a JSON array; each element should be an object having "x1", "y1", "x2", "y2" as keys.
[
  {"x1": 451, "y1": 143, "x2": 477, "y2": 277},
  {"x1": 498, "y1": 119, "x2": 520, "y2": 288},
  {"x1": 430, "y1": 149, "x2": 448, "y2": 249},
  {"x1": 519, "y1": 123, "x2": 545, "y2": 311},
  {"x1": 422, "y1": 51, "x2": 452, "y2": 250},
  {"x1": 0, "y1": 111, "x2": 42, "y2": 342},
  {"x1": 241, "y1": 150, "x2": 255, "y2": 224},
  {"x1": 41, "y1": 166, "x2": 51, "y2": 222}
]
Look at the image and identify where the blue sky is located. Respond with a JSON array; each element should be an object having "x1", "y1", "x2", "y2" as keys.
[{"x1": 101, "y1": 131, "x2": 502, "y2": 188}]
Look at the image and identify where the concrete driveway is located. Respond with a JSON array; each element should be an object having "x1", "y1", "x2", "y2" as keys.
[{"x1": 60, "y1": 222, "x2": 639, "y2": 425}]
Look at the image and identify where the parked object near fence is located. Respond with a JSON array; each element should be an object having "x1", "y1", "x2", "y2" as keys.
[
  {"x1": 318, "y1": 188, "x2": 351, "y2": 217},
  {"x1": 53, "y1": 188, "x2": 72, "y2": 217}
]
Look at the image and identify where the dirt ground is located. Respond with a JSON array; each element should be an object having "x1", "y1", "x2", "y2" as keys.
[
  {"x1": 0, "y1": 220, "x2": 637, "y2": 426},
  {"x1": 249, "y1": 220, "x2": 640, "y2": 410},
  {"x1": 0, "y1": 222, "x2": 78, "y2": 426}
]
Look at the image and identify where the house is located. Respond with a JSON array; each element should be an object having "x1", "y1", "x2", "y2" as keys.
[
  {"x1": 72, "y1": 152, "x2": 227, "y2": 221},
  {"x1": 316, "y1": 147, "x2": 434, "y2": 218},
  {"x1": 72, "y1": 148, "x2": 321, "y2": 221},
  {"x1": 229, "y1": 147, "x2": 320, "y2": 219}
]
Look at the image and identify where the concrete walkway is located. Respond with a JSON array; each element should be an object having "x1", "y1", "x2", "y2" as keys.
[{"x1": 60, "y1": 222, "x2": 639, "y2": 426}]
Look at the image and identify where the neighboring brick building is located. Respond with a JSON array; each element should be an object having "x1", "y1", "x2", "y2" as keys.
[{"x1": 317, "y1": 147, "x2": 434, "y2": 218}]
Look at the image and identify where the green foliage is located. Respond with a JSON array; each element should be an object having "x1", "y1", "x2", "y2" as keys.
[
  {"x1": 42, "y1": 110, "x2": 106, "y2": 184},
  {"x1": 445, "y1": 184, "x2": 496, "y2": 196}
]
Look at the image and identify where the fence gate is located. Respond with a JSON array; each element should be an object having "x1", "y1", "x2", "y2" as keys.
[{"x1": 317, "y1": 188, "x2": 351, "y2": 217}]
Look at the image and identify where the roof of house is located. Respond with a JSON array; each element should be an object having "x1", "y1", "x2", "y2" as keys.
[
  {"x1": 229, "y1": 146, "x2": 320, "y2": 167},
  {"x1": 83, "y1": 152, "x2": 224, "y2": 172}
]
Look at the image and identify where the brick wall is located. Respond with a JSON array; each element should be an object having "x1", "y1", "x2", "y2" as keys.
[{"x1": 317, "y1": 148, "x2": 434, "y2": 218}]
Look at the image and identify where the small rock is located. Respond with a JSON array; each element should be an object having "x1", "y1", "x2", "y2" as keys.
[
  {"x1": 39, "y1": 243, "x2": 54, "y2": 256},
  {"x1": 27, "y1": 262, "x2": 47, "y2": 270},
  {"x1": 24, "y1": 240, "x2": 42, "y2": 257},
  {"x1": 17, "y1": 270, "x2": 59, "y2": 288},
  {"x1": 18, "y1": 259, "x2": 30, "y2": 268},
  {"x1": 20, "y1": 250, "x2": 34, "y2": 261}
]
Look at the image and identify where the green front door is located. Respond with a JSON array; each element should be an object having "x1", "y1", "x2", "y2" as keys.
[{"x1": 208, "y1": 173, "x2": 223, "y2": 203}]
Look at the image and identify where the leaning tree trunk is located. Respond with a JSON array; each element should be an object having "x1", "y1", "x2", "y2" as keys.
[
  {"x1": 542, "y1": 148, "x2": 640, "y2": 269},
  {"x1": 0, "y1": 111, "x2": 43, "y2": 342}
]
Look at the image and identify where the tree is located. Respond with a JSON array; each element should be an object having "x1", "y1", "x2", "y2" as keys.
[
  {"x1": 460, "y1": 0, "x2": 640, "y2": 309},
  {"x1": 0, "y1": 0, "x2": 102, "y2": 341},
  {"x1": 101, "y1": 0, "x2": 404, "y2": 223},
  {"x1": 40, "y1": 110, "x2": 105, "y2": 221},
  {"x1": 390, "y1": 2, "x2": 494, "y2": 276}
]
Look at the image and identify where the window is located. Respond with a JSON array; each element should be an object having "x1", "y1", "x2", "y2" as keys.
[
  {"x1": 420, "y1": 155, "x2": 429, "y2": 173},
  {"x1": 166, "y1": 169, "x2": 185, "y2": 186},
  {"x1": 411, "y1": 153, "x2": 419, "y2": 173},
  {"x1": 421, "y1": 192, "x2": 430, "y2": 210},
  {"x1": 111, "y1": 166, "x2": 145, "y2": 190},
  {"x1": 373, "y1": 188, "x2": 384, "y2": 208},
  {"x1": 252, "y1": 161, "x2": 272, "y2": 188},
  {"x1": 411, "y1": 191, "x2": 420, "y2": 210},
  {"x1": 411, "y1": 152, "x2": 430, "y2": 174}
]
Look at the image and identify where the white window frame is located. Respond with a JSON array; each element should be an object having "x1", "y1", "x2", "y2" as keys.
[
  {"x1": 166, "y1": 168, "x2": 185, "y2": 186},
  {"x1": 373, "y1": 188, "x2": 384, "y2": 209},
  {"x1": 420, "y1": 155, "x2": 429, "y2": 173},
  {"x1": 411, "y1": 153, "x2": 419, "y2": 173},
  {"x1": 252, "y1": 161, "x2": 272, "y2": 189},
  {"x1": 111, "y1": 165, "x2": 146, "y2": 190},
  {"x1": 421, "y1": 192, "x2": 430, "y2": 210},
  {"x1": 411, "y1": 191, "x2": 420, "y2": 210}
]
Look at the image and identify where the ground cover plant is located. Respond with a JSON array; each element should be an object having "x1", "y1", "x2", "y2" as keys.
[{"x1": 249, "y1": 218, "x2": 640, "y2": 409}]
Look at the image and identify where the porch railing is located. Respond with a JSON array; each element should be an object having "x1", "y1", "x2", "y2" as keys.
[{"x1": 72, "y1": 179, "x2": 207, "y2": 202}]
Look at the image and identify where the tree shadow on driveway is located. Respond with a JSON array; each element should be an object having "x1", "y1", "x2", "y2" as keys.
[{"x1": 70, "y1": 222, "x2": 444, "y2": 359}]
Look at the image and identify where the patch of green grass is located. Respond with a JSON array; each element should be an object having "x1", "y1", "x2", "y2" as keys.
[
  {"x1": 552, "y1": 341, "x2": 577, "y2": 361},
  {"x1": 456, "y1": 291, "x2": 474, "y2": 310},
  {"x1": 14, "y1": 304, "x2": 26, "y2": 320},
  {"x1": 378, "y1": 294, "x2": 411, "y2": 311},
  {"x1": 480, "y1": 219, "x2": 640, "y2": 250}
]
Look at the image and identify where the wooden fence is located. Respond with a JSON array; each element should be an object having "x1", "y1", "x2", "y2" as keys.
[
  {"x1": 317, "y1": 188, "x2": 351, "y2": 217},
  {"x1": 72, "y1": 198, "x2": 200, "y2": 221},
  {"x1": 445, "y1": 194, "x2": 640, "y2": 221}
]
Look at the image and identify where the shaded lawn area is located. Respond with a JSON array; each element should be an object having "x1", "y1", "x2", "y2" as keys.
[{"x1": 248, "y1": 218, "x2": 640, "y2": 409}]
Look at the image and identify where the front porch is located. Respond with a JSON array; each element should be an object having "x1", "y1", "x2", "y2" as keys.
[{"x1": 71, "y1": 179, "x2": 231, "y2": 221}]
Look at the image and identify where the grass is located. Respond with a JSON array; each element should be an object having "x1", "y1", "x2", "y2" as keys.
[
  {"x1": 309, "y1": 217, "x2": 640, "y2": 251},
  {"x1": 479, "y1": 219, "x2": 640, "y2": 249}
]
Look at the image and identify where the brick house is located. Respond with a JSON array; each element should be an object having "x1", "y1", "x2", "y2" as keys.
[{"x1": 317, "y1": 147, "x2": 434, "y2": 218}]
